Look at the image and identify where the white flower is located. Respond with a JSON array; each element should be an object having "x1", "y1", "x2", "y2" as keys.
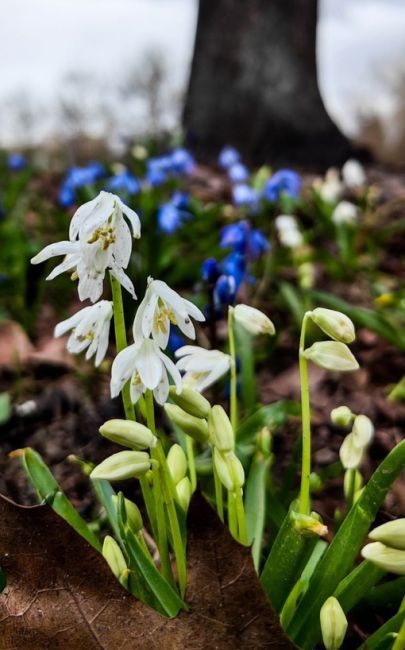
[
  {"x1": 275, "y1": 215, "x2": 303, "y2": 248},
  {"x1": 111, "y1": 338, "x2": 182, "y2": 405},
  {"x1": 54, "y1": 300, "x2": 113, "y2": 367},
  {"x1": 342, "y1": 159, "x2": 366, "y2": 188},
  {"x1": 319, "y1": 168, "x2": 343, "y2": 203},
  {"x1": 175, "y1": 345, "x2": 231, "y2": 393},
  {"x1": 331, "y1": 201, "x2": 359, "y2": 225},
  {"x1": 233, "y1": 304, "x2": 275, "y2": 336},
  {"x1": 133, "y1": 277, "x2": 205, "y2": 349},
  {"x1": 31, "y1": 191, "x2": 141, "y2": 303}
]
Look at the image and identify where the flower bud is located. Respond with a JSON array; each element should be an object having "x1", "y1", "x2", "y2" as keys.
[
  {"x1": 213, "y1": 448, "x2": 244, "y2": 491},
  {"x1": 164, "y1": 403, "x2": 209, "y2": 443},
  {"x1": 167, "y1": 444, "x2": 187, "y2": 485},
  {"x1": 102, "y1": 535, "x2": 129, "y2": 587},
  {"x1": 303, "y1": 341, "x2": 359, "y2": 372},
  {"x1": 320, "y1": 596, "x2": 348, "y2": 650},
  {"x1": 233, "y1": 304, "x2": 275, "y2": 336},
  {"x1": 112, "y1": 495, "x2": 143, "y2": 533},
  {"x1": 331, "y1": 405, "x2": 354, "y2": 428},
  {"x1": 343, "y1": 469, "x2": 363, "y2": 500},
  {"x1": 208, "y1": 405, "x2": 234, "y2": 452},
  {"x1": 369, "y1": 519, "x2": 405, "y2": 550},
  {"x1": 352, "y1": 414, "x2": 374, "y2": 447},
  {"x1": 99, "y1": 419, "x2": 157, "y2": 450},
  {"x1": 310, "y1": 308, "x2": 355, "y2": 344},
  {"x1": 175, "y1": 476, "x2": 192, "y2": 511},
  {"x1": 292, "y1": 512, "x2": 328, "y2": 537},
  {"x1": 168, "y1": 386, "x2": 211, "y2": 419},
  {"x1": 339, "y1": 434, "x2": 364, "y2": 469},
  {"x1": 90, "y1": 451, "x2": 151, "y2": 481},
  {"x1": 361, "y1": 542, "x2": 405, "y2": 575},
  {"x1": 298, "y1": 262, "x2": 315, "y2": 290}
]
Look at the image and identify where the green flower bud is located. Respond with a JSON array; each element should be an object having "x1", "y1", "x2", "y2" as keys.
[
  {"x1": 99, "y1": 419, "x2": 157, "y2": 450},
  {"x1": 343, "y1": 469, "x2": 363, "y2": 500},
  {"x1": 298, "y1": 262, "x2": 315, "y2": 290},
  {"x1": 208, "y1": 405, "x2": 234, "y2": 452},
  {"x1": 369, "y1": 519, "x2": 405, "y2": 550},
  {"x1": 168, "y1": 386, "x2": 211, "y2": 418},
  {"x1": 102, "y1": 535, "x2": 129, "y2": 587},
  {"x1": 175, "y1": 476, "x2": 192, "y2": 511},
  {"x1": 320, "y1": 596, "x2": 348, "y2": 650},
  {"x1": 339, "y1": 433, "x2": 364, "y2": 469},
  {"x1": 303, "y1": 341, "x2": 359, "y2": 372},
  {"x1": 331, "y1": 405, "x2": 354, "y2": 428},
  {"x1": 292, "y1": 512, "x2": 328, "y2": 537},
  {"x1": 164, "y1": 403, "x2": 209, "y2": 443},
  {"x1": 90, "y1": 451, "x2": 151, "y2": 481},
  {"x1": 311, "y1": 307, "x2": 356, "y2": 344},
  {"x1": 352, "y1": 414, "x2": 374, "y2": 447},
  {"x1": 361, "y1": 541, "x2": 405, "y2": 575},
  {"x1": 233, "y1": 304, "x2": 276, "y2": 336},
  {"x1": 112, "y1": 495, "x2": 143, "y2": 533},
  {"x1": 213, "y1": 448, "x2": 244, "y2": 491},
  {"x1": 167, "y1": 443, "x2": 187, "y2": 485}
]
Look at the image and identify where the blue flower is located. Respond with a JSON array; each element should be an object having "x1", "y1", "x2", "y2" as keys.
[
  {"x1": 201, "y1": 257, "x2": 220, "y2": 283},
  {"x1": 264, "y1": 169, "x2": 301, "y2": 202},
  {"x1": 158, "y1": 193, "x2": 192, "y2": 234},
  {"x1": 58, "y1": 183, "x2": 76, "y2": 208},
  {"x1": 228, "y1": 163, "x2": 249, "y2": 183},
  {"x1": 7, "y1": 153, "x2": 26, "y2": 171},
  {"x1": 167, "y1": 328, "x2": 186, "y2": 353},
  {"x1": 221, "y1": 252, "x2": 246, "y2": 288},
  {"x1": 106, "y1": 170, "x2": 140, "y2": 195},
  {"x1": 146, "y1": 158, "x2": 169, "y2": 186},
  {"x1": 220, "y1": 220, "x2": 269, "y2": 260},
  {"x1": 232, "y1": 183, "x2": 259, "y2": 208},
  {"x1": 171, "y1": 191, "x2": 190, "y2": 210},
  {"x1": 215, "y1": 274, "x2": 237, "y2": 306},
  {"x1": 218, "y1": 146, "x2": 240, "y2": 169},
  {"x1": 170, "y1": 148, "x2": 195, "y2": 175}
]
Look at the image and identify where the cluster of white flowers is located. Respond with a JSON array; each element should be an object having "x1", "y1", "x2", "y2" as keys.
[
  {"x1": 31, "y1": 191, "x2": 234, "y2": 405},
  {"x1": 314, "y1": 159, "x2": 367, "y2": 205},
  {"x1": 275, "y1": 215, "x2": 303, "y2": 249}
]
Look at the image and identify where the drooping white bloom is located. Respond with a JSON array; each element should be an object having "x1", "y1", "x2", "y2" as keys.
[
  {"x1": 31, "y1": 191, "x2": 141, "y2": 303},
  {"x1": 342, "y1": 159, "x2": 366, "y2": 188},
  {"x1": 331, "y1": 201, "x2": 359, "y2": 225},
  {"x1": 133, "y1": 278, "x2": 205, "y2": 349},
  {"x1": 175, "y1": 345, "x2": 231, "y2": 393},
  {"x1": 275, "y1": 215, "x2": 303, "y2": 248},
  {"x1": 233, "y1": 304, "x2": 275, "y2": 336},
  {"x1": 54, "y1": 300, "x2": 113, "y2": 367},
  {"x1": 111, "y1": 338, "x2": 182, "y2": 405},
  {"x1": 318, "y1": 168, "x2": 343, "y2": 204}
]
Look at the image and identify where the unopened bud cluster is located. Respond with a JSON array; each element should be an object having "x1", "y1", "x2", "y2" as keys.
[
  {"x1": 303, "y1": 308, "x2": 359, "y2": 373},
  {"x1": 208, "y1": 405, "x2": 245, "y2": 493},
  {"x1": 362, "y1": 519, "x2": 405, "y2": 575},
  {"x1": 167, "y1": 444, "x2": 192, "y2": 511}
]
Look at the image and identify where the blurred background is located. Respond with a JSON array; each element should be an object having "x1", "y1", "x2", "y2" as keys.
[{"x1": 1, "y1": 0, "x2": 405, "y2": 165}]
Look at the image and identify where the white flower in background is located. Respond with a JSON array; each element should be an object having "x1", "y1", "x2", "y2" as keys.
[
  {"x1": 54, "y1": 300, "x2": 113, "y2": 367},
  {"x1": 275, "y1": 215, "x2": 303, "y2": 248},
  {"x1": 319, "y1": 168, "x2": 343, "y2": 204},
  {"x1": 175, "y1": 345, "x2": 231, "y2": 393},
  {"x1": 342, "y1": 159, "x2": 366, "y2": 188},
  {"x1": 111, "y1": 338, "x2": 182, "y2": 405},
  {"x1": 31, "y1": 191, "x2": 141, "y2": 303},
  {"x1": 331, "y1": 201, "x2": 359, "y2": 225},
  {"x1": 133, "y1": 278, "x2": 205, "y2": 349},
  {"x1": 233, "y1": 304, "x2": 275, "y2": 336}
]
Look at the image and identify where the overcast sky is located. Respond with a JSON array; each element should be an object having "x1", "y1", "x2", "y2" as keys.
[{"x1": 0, "y1": 0, "x2": 404, "y2": 146}]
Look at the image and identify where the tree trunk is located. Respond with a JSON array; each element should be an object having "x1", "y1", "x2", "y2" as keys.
[{"x1": 183, "y1": 0, "x2": 352, "y2": 167}]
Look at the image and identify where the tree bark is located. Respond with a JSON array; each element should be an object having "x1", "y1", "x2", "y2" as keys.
[{"x1": 183, "y1": 0, "x2": 352, "y2": 167}]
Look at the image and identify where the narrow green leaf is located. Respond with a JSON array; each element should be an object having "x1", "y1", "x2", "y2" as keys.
[
  {"x1": 91, "y1": 478, "x2": 121, "y2": 541},
  {"x1": 356, "y1": 611, "x2": 405, "y2": 650},
  {"x1": 22, "y1": 448, "x2": 101, "y2": 552},
  {"x1": 288, "y1": 440, "x2": 405, "y2": 648},
  {"x1": 235, "y1": 323, "x2": 257, "y2": 413},
  {"x1": 0, "y1": 393, "x2": 11, "y2": 425},
  {"x1": 334, "y1": 560, "x2": 385, "y2": 613},
  {"x1": 245, "y1": 454, "x2": 271, "y2": 570},
  {"x1": 365, "y1": 577, "x2": 405, "y2": 610}
]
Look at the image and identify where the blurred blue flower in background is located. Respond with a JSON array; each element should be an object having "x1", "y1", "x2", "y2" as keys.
[
  {"x1": 170, "y1": 148, "x2": 195, "y2": 175},
  {"x1": 146, "y1": 149, "x2": 195, "y2": 186},
  {"x1": 7, "y1": 153, "x2": 26, "y2": 171},
  {"x1": 201, "y1": 257, "x2": 220, "y2": 283},
  {"x1": 232, "y1": 183, "x2": 259, "y2": 208},
  {"x1": 106, "y1": 169, "x2": 140, "y2": 195},
  {"x1": 264, "y1": 169, "x2": 301, "y2": 201},
  {"x1": 58, "y1": 183, "x2": 76, "y2": 208},
  {"x1": 215, "y1": 274, "x2": 237, "y2": 306},
  {"x1": 158, "y1": 192, "x2": 192, "y2": 234},
  {"x1": 220, "y1": 220, "x2": 269, "y2": 259},
  {"x1": 58, "y1": 161, "x2": 105, "y2": 207},
  {"x1": 218, "y1": 146, "x2": 240, "y2": 169},
  {"x1": 146, "y1": 157, "x2": 170, "y2": 186},
  {"x1": 228, "y1": 163, "x2": 249, "y2": 183},
  {"x1": 167, "y1": 327, "x2": 186, "y2": 354},
  {"x1": 221, "y1": 251, "x2": 246, "y2": 288}
]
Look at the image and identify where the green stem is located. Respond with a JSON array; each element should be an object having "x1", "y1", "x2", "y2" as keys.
[
  {"x1": 346, "y1": 469, "x2": 356, "y2": 510},
  {"x1": 186, "y1": 436, "x2": 197, "y2": 492},
  {"x1": 228, "y1": 306, "x2": 238, "y2": 433},
  {"x1": 227, "y1": 490, "x2": 238, "y2": 539},
  {"x1": 234, "y1": 488, "x2": 248, "y2": 545},
  {"x1": 299, "y1": 312, "x2": 312, "y2": 515},
  {"x1": 213, "y1": 463, "x2": 224, "y2": 522},
  {"x1": 145, "y1": 390, "x2": 187, "y2": 597},
  {"x1": 393, "y1": 598, "x2": 405, "y2": 650},
  {"x1": 110, "y1": 274, "x2": 135, "y2": 422}
]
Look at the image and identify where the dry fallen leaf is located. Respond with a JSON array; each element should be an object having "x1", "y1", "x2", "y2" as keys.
[{"x1": 0, "y1": 493, "x2": 295, "y2": 649}]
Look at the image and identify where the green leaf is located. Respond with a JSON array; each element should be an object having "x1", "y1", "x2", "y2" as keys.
[
  {"x1": 91, "y1": 478, "x2": 121, "y2": 542},
  {"x1": 245, "y1": 454, "x2": 271, "y2": 570},
  {"x1": 0, "y1": 393, "x2": 11, "y2": 425},
  {"x1": 355, "y1": 611, "x2": 405, "y2": 650},
  {"x1": 237, "y1": 401, "x2": 300, "y2": 445},
  {"x1": 334, "y1": 560, "x2": 384, "y2": 613},
  {"x1": 22, "y1": 448, "x2": 101, "y2": 552},
  {"x1": 288, "y1": 440, "x2": 405, "y2": 648}
]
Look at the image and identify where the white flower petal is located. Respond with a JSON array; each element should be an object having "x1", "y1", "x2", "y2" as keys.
[
  {"x1": 119, "y1": 198, "x2": 141, "y2": 238},
  {"x1": 110, "y1": 265, "x2": 136, "y2": 299},
  {"x1": 136, "y1": 341, "x2": 162, "y2": 390},
  {"x1": 31, "y1": 241, "x2": 79, "y2": 265},
  {"x1": 111, "y1": 343, "x2": 139, "y2": 397},
  {"x1": 46, "y1": 254, "x2": 80, "y2": 281}
]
